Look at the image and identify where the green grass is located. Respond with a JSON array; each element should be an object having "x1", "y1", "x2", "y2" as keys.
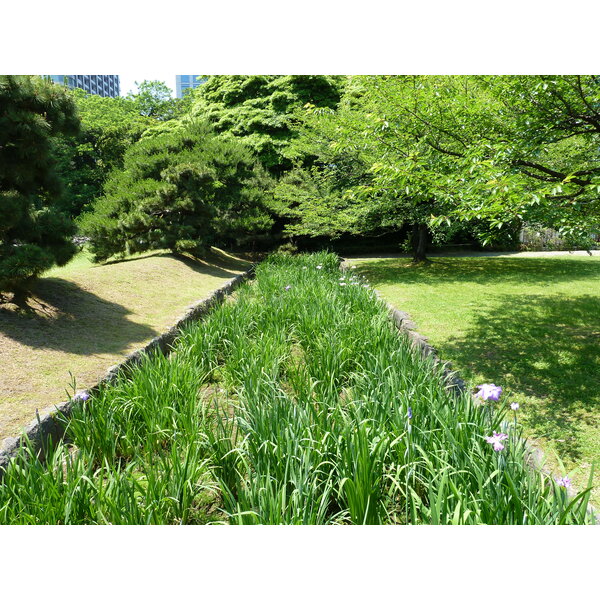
[
  {"x1": 351, "y1": 253, "x2": 600, "y2": 503},
  {"x1": 0, "y1": 252, "x2": 593, "y2": 524},
  {"x1": 0, "y1": 247, "x2": 251, "y2": 441}
]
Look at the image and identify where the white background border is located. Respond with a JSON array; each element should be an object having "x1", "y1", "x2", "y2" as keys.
[{"x1": 1, "y1": 2, "x2": 598, "y2": 596}]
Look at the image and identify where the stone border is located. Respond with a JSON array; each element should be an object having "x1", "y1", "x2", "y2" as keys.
[
  {"x1": 386, "y1": 302, "x2": 467, "y2": 397},
  {"x1": 0, "y1": 267, "x2": 255, "y2": 477}
]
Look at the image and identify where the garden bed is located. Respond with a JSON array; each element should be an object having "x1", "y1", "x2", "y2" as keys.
[{"x1": 0, "y1": 253, "x2": 593, "y2": 524}]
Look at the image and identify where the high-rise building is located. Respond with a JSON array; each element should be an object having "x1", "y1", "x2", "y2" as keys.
[
  {"x1": 175, "y1": 75, "x2": 206, "y2": 99},
  {"x1": 47, "y1": 75, "x2": 120, "y2": 98}
]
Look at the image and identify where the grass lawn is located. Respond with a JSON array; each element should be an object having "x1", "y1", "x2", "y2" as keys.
[
  {"x1": 0, "y1": 247, "x2": 251, "y2": 442},
  {"x1": 350, "y1": 252, "x2": 600, "y2": 503}
]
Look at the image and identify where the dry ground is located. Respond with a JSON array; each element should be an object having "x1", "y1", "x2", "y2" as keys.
[{"x1": 0, "y1": 248, "x2": 251, "y2": 442}]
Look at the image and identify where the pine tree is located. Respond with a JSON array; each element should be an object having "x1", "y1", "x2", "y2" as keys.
[
  {"x1": 0, "y1": 75, "x2": 80, "y2": 303},
  {"x1": 79, "y1": 120, "x2": 273, "y2": 262}
]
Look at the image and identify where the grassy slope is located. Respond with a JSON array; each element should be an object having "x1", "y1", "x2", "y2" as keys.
[
  {"x1": 0, "y1": 248, "x2": 251, "y2": 441},
  {"x1": 351, "y1": 253, "x2": 600, "y2": 501}
]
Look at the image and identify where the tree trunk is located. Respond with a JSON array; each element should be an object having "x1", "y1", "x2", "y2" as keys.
[
  {"x1": 10, "y1": 276, "x2": 34, "y2": 308},
  {"x1": 11, "y1": 287, "x2": 30, "y2": 308},
  {"x1": 411, "y1": 223, "x2": 429, "y2": 262}
]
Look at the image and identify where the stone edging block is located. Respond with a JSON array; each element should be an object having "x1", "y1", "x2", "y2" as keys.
[{"x1": 386, "y1": 302, "x2": 467, "y2": 396}]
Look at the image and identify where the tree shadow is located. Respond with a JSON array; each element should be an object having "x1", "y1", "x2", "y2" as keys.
[
  {"x1": 360, "y1": 256, "x2": 600, "y2": 288},
  {"x1": 101, "y1": 248, "x2": 252, "y2": 280},
  {"x1": 170, "y1": 252, "x2": 251, "y2": 279},
  {"x1": 438, "y1": 293, "x2": 600, "y2": 462},
  {"x1": 0, "y1": 278, "x2": 158, "y2": 355}
]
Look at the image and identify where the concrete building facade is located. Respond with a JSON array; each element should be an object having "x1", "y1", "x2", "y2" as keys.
[{"x1": 48, "y1": 75, "x2": 120, "y2": 97}]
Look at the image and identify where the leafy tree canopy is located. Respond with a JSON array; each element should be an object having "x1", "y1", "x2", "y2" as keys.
[
  {"x1": 127, "y1": 80, "x2": 180, "y2": 121},
  {"x1": 471, "y1": 75, "x2": 600, "y2": 241},
  {"x1": 73, "y1": 87, "x2": 153, "y2": 130},
  {"x1": 190, "y1": 75, "x2": 345, "y2": 175},
  {"x1": 53, "y1": 86, "x2": 163, "y2": 217},
  {"x1": 289, "y1": 75, "x2": 600, "y2": 259}
]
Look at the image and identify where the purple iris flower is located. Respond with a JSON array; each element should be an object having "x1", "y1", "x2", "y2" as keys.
[
  {"x1": 485, "y1": 431, "x2": 509, "y2": 451},
  {"x1": 75, "y1": 391, "x2": 90, "y2": 402},
  {"x1": 510, "y1": 402, "x2": 519, "y2": 411},
  {"x1": 476, "y1": 383, "x2": 503, "y2": 402},
  {"x1": 555, "y1": 476, "x2": 572, "y2": 489},
  {"x1": 284, "y1": 285, "x2": 292, "y2": 291},
  {"x1": 407, "y1": 406, "x2": 413, "y2": 420}
]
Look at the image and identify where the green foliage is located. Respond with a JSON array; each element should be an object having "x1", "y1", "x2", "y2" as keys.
[
  {"x1": 53, "y1": 88, "x2": 154, "y2": 217},
  {"x1": 190, "y1": 75, "x2": 345, "y2": 175},
  {"x1": 471, "y1": 75, "x2": 600, "y2": 244},
  {"x1": 53, "y1": 80, "x2": 188, "y2": 219},
  {"x1": 0, "y1": 75, "x2": 80, "y2": 298},
  {"x1": 294, "y1": 76, "x2": 502, "y2": 255},
  {"x1": 273, "y1": 167, "x2": 369, "y2": 239},
  {"x1": 127, "y1": 80, "x2": 180, "y2": 121},
  {"x1": 292, "y1": 75, "x2": 600, "y2": 257},
  {"x1": 80, "y1": 120, "x2": 273, "y2": 262}
]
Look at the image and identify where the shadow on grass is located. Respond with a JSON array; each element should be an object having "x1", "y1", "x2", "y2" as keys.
[
  {"x1": 0, "y1": 278, "x2": 158, "y2": 356},
  {"x1": 439, "y1": 294, "x2": 600, "y2": 462},
  {"x1": 360, "y1": 256, "x2": 600, "y2": 288},
  {"x1": 101, "y1": 249, "x2": 252, "y2": 280},
  {"x1": 172, "y1": 252, "x2": 251, "y2": 279}
]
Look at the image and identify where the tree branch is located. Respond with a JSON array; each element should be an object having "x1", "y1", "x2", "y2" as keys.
[{"x1": 514, "y1": 160, "x2": 592, "y2": 186}]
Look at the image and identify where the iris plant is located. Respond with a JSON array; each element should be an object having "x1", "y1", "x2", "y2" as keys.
[
  {"x1": 476, "y1": 383, "x2": 503, "y2": 402},
  {"x1": 485, "y1": 431, "x2": 509, "y2": 451}
]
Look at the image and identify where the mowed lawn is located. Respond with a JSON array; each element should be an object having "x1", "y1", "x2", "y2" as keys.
[
  {"x1": 0, "y1": 248, "x2": 251, "y2": 442},
  {"x1": 351, "y1": 252, "x2": 600, "y2": 501}
]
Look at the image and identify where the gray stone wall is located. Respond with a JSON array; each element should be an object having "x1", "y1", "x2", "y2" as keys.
[{"x1": 386, "y1": 302, "x2": 467, "y2": 397}]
